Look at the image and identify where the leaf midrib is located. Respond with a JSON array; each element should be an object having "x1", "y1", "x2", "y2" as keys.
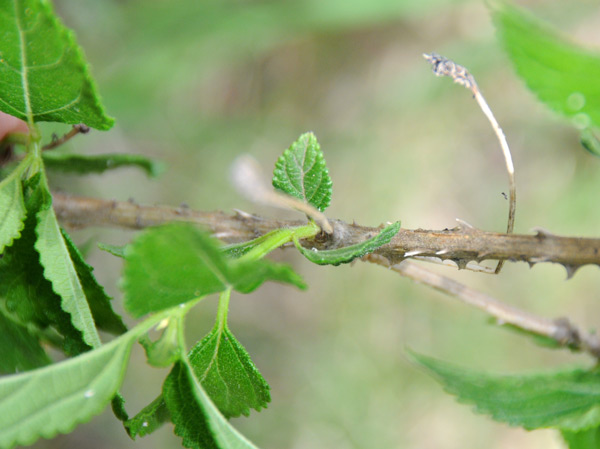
[{"x1": 14, "y1": 0, "x2": 33, "y2": 125}]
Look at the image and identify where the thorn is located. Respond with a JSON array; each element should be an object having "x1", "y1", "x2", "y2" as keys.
[
  {"x1": 531, "y1": 227, "x2": 555, "y2": 239},
  {"x1": 435, "y1": 249, "x2": 449, "y2": 255},
  {"x1": 233, "y1": 208, "x2": 254, "y2": 219},
  {"x1": 456, "y1": 218, "x2": 475, "y2": 229},
  {"x1": 404, "y1": 249, "x2": 426, "y2": 257},
  {"x1": 564, "y1": 264, "x2": 582, "y2": 280},
  {"x1": 527, "y1": 261, "x2": 536, "y2": 269},
  {"x1": 454, "y1": 259, "x2": 468, "y2": 270}
]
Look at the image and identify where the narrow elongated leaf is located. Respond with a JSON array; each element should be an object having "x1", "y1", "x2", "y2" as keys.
[
  {"x1": 98, "y1": 242, "x2": 126, "y2": 258},
  {"x1": 0, "y1": 329, "x2": 138, "y2": 449},
  {"x1": 0, "y1": 173, "x2": 26, "y2": 254},
  {"x1": 492, "y1": 2, "x2": 600, "y2": 129},
  {"x1": 123, "y1": 395, "x2": 171, "y2": 439},
  {"x1": 295, "y1": 221, "x2": 401, "y2": 265},
  {"x1": 410, "y1": 351, "x2": 600, "y2": 431},
  {"x1": 61, "y1": 230, "x2": 127, "y2": 335},
  {"x1": 563, "y1": 426, "x2": 600, "y2": 449},
  {"x1": 164, "y1": 360, "x2": 260, "y2": 449},
  {"x1": 0, "y1": 1, "x2": 113, "y2": 129},
  {"x1": 43, "y1": 152, "x2": 164, "y2": 178},
  {"x1": 272, "y1": 132, "x2": 332, "y2": 212},
  {"x1": 189, "y1": 325, "x2": 270, "y2": 418},
  {"x1": 35, "y1": 202, "x2": 101, "y2": 348},
  {"x1": 122, "y1": 223, "x2": 305, "y2": 318}
]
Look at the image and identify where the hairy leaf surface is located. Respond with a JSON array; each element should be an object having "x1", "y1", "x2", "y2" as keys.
[
  {"x1": 272, "y1": 132, "x2": 332, "y2": 212},
  {"x1": 0, "y1": 1, "x2": 113, "y2": 129},
  {"x1": 43, "y1": 152, "x2": 164, "y2": 178},
  {"x1": 411, "y1": 351, "x2": 600, "y2": 431},
  {"x1": 295, "y1": 221, "x2": 401, "y2": 265},
  {"x1": 123, "y1": 224, "x2": 305, "y2": 318}
]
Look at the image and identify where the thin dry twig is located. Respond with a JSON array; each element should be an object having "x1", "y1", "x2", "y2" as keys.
[
  {"x1": 42, "y1": 124, "x2": 90, "y2": 151},
  {"x1": 423, "y1": 53, "x2": 516, "y2": 274},
  {"x1": 363, "y1": 254, "x2": 600, "y2": 359}
]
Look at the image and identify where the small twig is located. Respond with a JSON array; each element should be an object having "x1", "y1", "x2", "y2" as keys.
[
  {"x1": 363, "y1": 254, "x2": 600, "y2": 359},
  {"x1": 42, "y1": 124, "x2": 90, "y2": 151},
  {"x1": 230, "y1": 155, "x2": 333, "y2": 234},
  {"x1": 423, "y1": 53, "x2": 516, "y2": 274}
]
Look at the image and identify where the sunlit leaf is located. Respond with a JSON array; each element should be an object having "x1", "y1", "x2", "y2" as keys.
[{"x1": 562, "y1": 426, "x2": 600, "y2": 449}]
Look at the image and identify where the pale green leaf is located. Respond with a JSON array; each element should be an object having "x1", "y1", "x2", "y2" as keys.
[
  {"x1": 295, "y1": 221, "x2": 401, "y2": 265},
  {"x1": 35, "y1": 204, "x2": 101, "y2": 348},
  {"x1": 563, "y1": 426, "x2": 600, "y2": 449},
  {"x1": 410, "y1": 350, "x2": 600, "y2": 431},
  {"x1": 98, "y1": 242, "x2": 126, "y2": 258},
  {"x1": 0, "y1": 329, "x2": 138, "y2": 449},
  {"x1": 0, "y1": 173, "x2": 26, "y2": 254},
  {"x1": 189, "y1": 325, "x2": 270, "y2": 418},
  {"x1": 43, "y1": 152, "x2": 164, "y2": 178},
  {"x1": 139, "y1": 321, "x2": 180, "y2": 368},
  {"x1": 122, "y1": 223, "x2": 305, "y2": 318},
  {"x1": 272, "y1": 132, "x2": 332, "y2": 212},
  {"x1": 492, "y1": 2, "x2": 600, "y2": 129},
  {"x1": 0, "y1": 1, "x2": 113, "y2": 129}
]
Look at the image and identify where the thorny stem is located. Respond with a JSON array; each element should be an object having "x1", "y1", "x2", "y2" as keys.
[
  {"x1": 42, "y1": 124, "x2": 90, "y2": 151},
  {"x1": 363, "y1": 254, "x2": 600, "y2": 359},
  {"x1": 423, "y1": 53, "x2": 516, "y2": 274}
]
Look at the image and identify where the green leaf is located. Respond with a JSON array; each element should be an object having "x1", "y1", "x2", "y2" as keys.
[
  {"x1": 410, "y1": 350, "x2": 600, "y2": 431},
  {"x1": 164, "y1": 360, "x2": 260, "y2": 449},
  {"x1": 43, "y1": 152, "x2": 164, "y2": 178},
  {"x1": 563, "y1": 426, "x2": 600, "y2": 449},
  {"x1": 492, "y1": 2, "x2": 600, "y2": 129},
  {"x1": 35, "y1": 201, "x2": 101, "y2": 348},
  {"x1": 295, "y1": 221, "x2": 401, "y2": 265},
  {"x1": 0, "y1": 173, "x2": 26, "y2": 254},
  {"x1": 123, "y1": 395, "x2": 171, "y2": 439},
  {"x1": 580, "y1": 129, "x2": 600, "y2": 157},
  {"x1": 0, "y1": 1, "x2": 113, "y2": 129},
  {"x1": 0, "y1": 329, "x2": 138, "y2": 449},
  {"x1": 188, "y1": 325, "x2": 270, "y2": 418},
  {"x1": 98, "y1": 242, "x2": 126, "y2": 258},
  {"x1": 61, "y1": 229, "x2": 127, "y2": 335},
  {"x1": 139, "y1": 320, "x2": 180, "y2": 368},
  {"x1": 122, "y1": 223, "x2": 305, "y2": 318},
  {"x1": 272, "y1": 132, "x2": 332, "y2": 212}
]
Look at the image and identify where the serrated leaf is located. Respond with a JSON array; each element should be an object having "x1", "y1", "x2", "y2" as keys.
[
  {"x1": 35, "y1": 201, "x2": 101, "y2": 348},
  {"x1": 0, "y1": 329, "x2": 138, "y2": 449},
  {"x1": 492, "y1": 2, "x2": 600, "y2": 129},
  {"x1": 272, "y1": 132, "x2": 332, "y2": 212},
  {"x1": 123, "y1": 395, "x2": 171, "y2": 439},
  {"x1": 164, "y1": 360, "x2": 260, "y2": 449},
  {"x1": 43, "y1": 152, "x2": 164, "y2": 178},
  {"x1": 410, "y1": 350, "x2": 600, "y2": 431},
  {"x1": 562, "y1": 426, "x2": 600, "y2": 449},
  {"x1": 61, "y1": 229, "x2": 127, "y2": 335},
  {"x1": 122, "y1": 223, "x2": 305, "y2": 318},
  {"x1": 0, "y1": 173, "x2": 26, "y2": 254},
  {"x1": 111, "y1": 393, "x2": 129, "y2": 423},
  {"x1": 295, "y1": 221, "x2": 401, "y2": 266},
  {"x1": 0, "y1": 1, "x2": 113, "y2": 129},
  {"x1": 189, "y1": 324, "x2": 270, "y2": 419}
]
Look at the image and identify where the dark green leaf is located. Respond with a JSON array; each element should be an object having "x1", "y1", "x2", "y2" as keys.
[
  {"x1": 123, "y1": 223, "x2": 305, "y2": 318},
  {"x1": 61, "y1": 229, "x2": 127, "y2": 335},
  {"x1": 492, "y1": 2, "x2": 600, "y2": 129},
  {"x1": 188, "y1": 325, "x2": 270, "y2": 418},
  {"x1": 111, "y1": 393, "x2": 129, "y2": 423},
  {"x1": 0, "y1": 329, "x2": 138, "y2": 449},
  {"x1": 295, "y1": 221, "x2": 401, "y2": 265},
  {"x1": 563, "y1": 425, "x2": 600, "y2": 449},
  {"x1": 98, "y1": 242, "x2": 126, "y2": 258},
  {"x1": 124, "y1": 395, "x2": 171, "y2": 439},
  {"x1": 0, "y1": 1, "x2": 114, "y2": 129},
  {"x1": 163, "y1": 360, "x2": 260, "y2": 449},
  {"x1": 410, "y1": 350, "x2": 600, "y2": 431},
  {"x1": 43, "y1": 152, "x2": 164, "y2": 178},
  {"x1": 0, "y1": 172, "x2": 26, "y2": 254},
  {"x1": 580, "y1": 129, "x2": 600, "y2": 157},
  {"x1": 272, "y1": 132, "x2": 332, "y2": 212}
]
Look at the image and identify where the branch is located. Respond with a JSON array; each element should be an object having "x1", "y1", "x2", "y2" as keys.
[
  {"x1": 363, "y1": 254, "x2": 600, "y2": 359},
  {"x1": 53, "y1": 192, "x2": 600, "y2": 273}
]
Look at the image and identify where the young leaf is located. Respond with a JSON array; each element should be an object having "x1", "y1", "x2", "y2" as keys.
[
  {"x1": 43, "y1": 152, "x2": 164, "y2": 178},
  {"x1": 139, "y1": 321, "x2": 180, "y2": 368},
  {"x1": 0, "y1": 1, "x2": 114, "y2": 129},
  {"x1": 0, "y1": 329, "x2": 139, "y2": 449},
  {"x1": 188, "y1": 325, "x2": 270, "y2": 418},
  {"x1": 123, "y1": 395, "x2": 171, "y2": 439},
  {"x1": 98, "y1": 242, "x2": 126, "y2": 258},
  {"x1": 61, "y1": 229, "x2": 127, "y2": 335},
  {"x1": 563, "y1": 426, "x2": 600, "y2": 449},
  {"x1": 492, "y1": 2, "x2": 600, "y2": 129},
  {"x1": 0, "y1": 173, "x2": 26, "y2": 254},
  {"x1": 295, "y1": 221, "x2": 401, "y2": 266},
  {"x1": 163, "y1": 360, "x2": 260, "y2": 449},
  {"x1": 410, "y1": 350, "x2": 600, "y2": 432},
  {"x1": 122, "y1": 223, "x2": 305, "y2": 318},
  {"x1": 272, "y1": 132, "x2": 333, "y2": 212}
]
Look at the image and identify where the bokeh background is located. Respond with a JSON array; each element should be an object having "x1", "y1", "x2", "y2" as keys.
[{"x1": 34, "y1": 0, "x2": 600, "y2": 448}]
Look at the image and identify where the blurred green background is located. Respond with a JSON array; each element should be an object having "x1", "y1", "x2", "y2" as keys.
[{"x1": 36, "y1": 0, "x2": 600, "y2": 448}]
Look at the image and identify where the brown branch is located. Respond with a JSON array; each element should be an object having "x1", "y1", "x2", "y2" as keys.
[
  {"x1": 53, "y1": 192, "x2": 600, "y2": 273},
  {"x1": 42, "y1": 124, "x2": 90, "y2": 151},
  {"x1": 364, "y1": 255, "x2": 600, "y2": 359}
]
